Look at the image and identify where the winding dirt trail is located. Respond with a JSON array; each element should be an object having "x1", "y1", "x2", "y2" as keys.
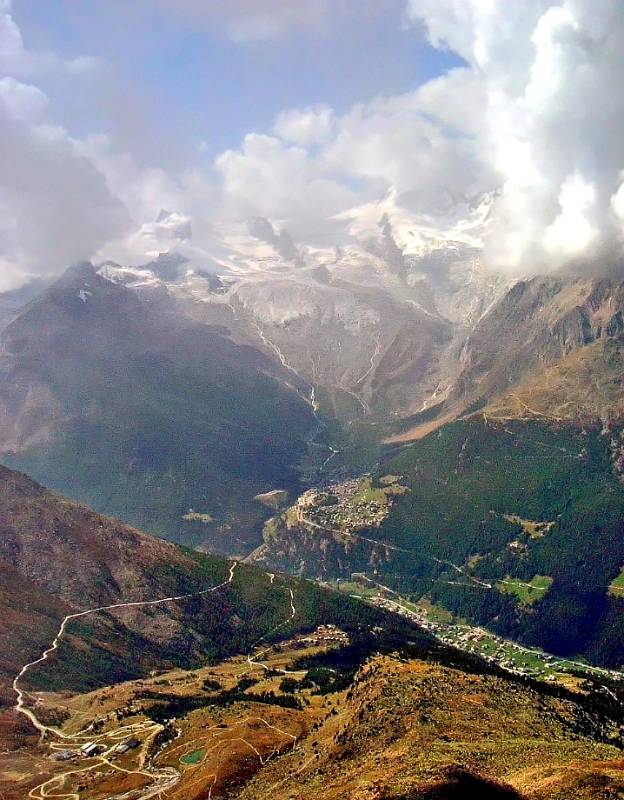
[
  {"x1": 11, "y1": 564, "x2": 311, "y2": 800},
  {"x1": 12, "y1": 563, "x2": 239, "y2": 799},
  {"x1": 13, "y1": 563, "x2": 239, "y2": 740},
  {"x1": 243, "y1": 585, "x2": 298, "y2": 676}
]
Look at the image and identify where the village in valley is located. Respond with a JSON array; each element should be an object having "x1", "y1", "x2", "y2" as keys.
[
  {"x1": 331, "y1": 573, "x2": 624, "y2": 690},
  {"x1": 293, "y1": 474, "x2": 408, "y2": 534},
  {"x1": 271, "y1": 475, "x2": 624, "y2": 691}
]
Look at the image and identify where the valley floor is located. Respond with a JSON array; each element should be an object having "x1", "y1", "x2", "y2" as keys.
[{"x1": 331, "y1": 578, "x2": 624, "y2": 688}]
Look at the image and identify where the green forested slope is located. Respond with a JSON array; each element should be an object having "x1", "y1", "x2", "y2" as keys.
[{"x1": 376, "y1": 416, "x2": 624, "y2": 665}]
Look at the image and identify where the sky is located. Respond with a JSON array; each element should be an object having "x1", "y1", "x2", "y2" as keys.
[
  {"x1": 11, "y1": 1, "x2": 460, "y2": 164},
  {"x1": 2, "y1": 1, "x2": 624, "y2": 289}
]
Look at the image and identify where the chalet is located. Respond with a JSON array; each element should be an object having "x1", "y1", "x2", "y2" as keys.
[
  {"x1": 80, "y1": 742, "x2": 101, "y2": 758},
  {"x1": 116, "y1": 737, "x2": 141, "y2": 754}
]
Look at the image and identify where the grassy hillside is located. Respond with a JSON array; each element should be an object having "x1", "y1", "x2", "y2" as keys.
[
  {"x1": 0, "y1": 464, "x2": 437, "y2": 708},
  {"x1": 239, "y1": 654, "x2": 624, "y2": 800}
]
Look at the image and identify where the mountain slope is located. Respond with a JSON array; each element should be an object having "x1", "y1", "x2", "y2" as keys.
[
  {"x1": 0, "y1": 264, "x2": 315, "y2": 553},
  {"x1": 255, "y1": 414, "x2": 624, "y2": 667},
  {"x1": 377, "y1": 416, "x2": 624, "y2": 665},
  {"x1": 0, "y1": 279, "x2": 49, "y2": 333},
  {"x1": 0, "y1": 464, "x2": 443, "y2": 736},
  {"x1": 239, "y1": 654, "x2": 624, "y2": 800},
  {"x1": 452, "y1": 277, "x2": 624, "y2": 414},
  {"x1": 485, "y1": 336, "x2": 624, "y2": 426},
  {"x1": 103, "y1": 204, "x2": 511, "y2": 422},
  {"x1": 220, "y1": 272, "x2": 454, "y2": 419},
  {"x1": 383, "y1": 276, "x2": 624, "y2": 443},
  {"x1": 0, "y1": 557, "x2": 70, "y2": 712}
]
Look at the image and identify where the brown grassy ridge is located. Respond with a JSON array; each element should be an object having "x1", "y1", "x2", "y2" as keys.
[
  {"x1": 237, "y1": 656, "x2": 624, "y2": 800},
  {"x1": 484, "y1": 337, "x2": 624, "y2": 427},
  {"x1": 5, "y1": 632, "x2": 624, "y2": 799}
]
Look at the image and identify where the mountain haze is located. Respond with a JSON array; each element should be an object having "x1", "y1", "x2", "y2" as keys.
[{"x1": 0, "y1": 264, "x2": 315, "y2": 553}]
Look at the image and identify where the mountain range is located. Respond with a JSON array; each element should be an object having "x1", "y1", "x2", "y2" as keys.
[{"x1": 5, "y1": 212, "x2": 624, "y2": 796}]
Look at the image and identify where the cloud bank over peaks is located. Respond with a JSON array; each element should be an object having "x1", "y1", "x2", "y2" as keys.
[
  {"x1": 213, "y1": 83, "x2": 493, "y2": 250},
  {"x1": 408, "y1": 0, "x2": 624, "y2": 273},
  {"x1": 3, "y1": 0, "x2": 624, "y2": 291}
]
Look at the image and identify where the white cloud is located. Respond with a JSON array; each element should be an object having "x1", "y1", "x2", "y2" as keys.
[
  {"x1": 0, "y1": 80, "x2": 130, "y2": 288},
  {"x1": 0, "y1": 0, "x2": 97, "y2": 77},
  {"x1": 543, "y1": 173, "x2": 598, "y2": 256},
  {"x1": 407, "y1": 0, "x2": 624, "y2": 272},
  {"x1": 325, "y1": 91, "x2": 487, "y2": 211},
  {"x1": 215, "y1": 133, "x2": 357, "y2": 242},
  {"x1": 75, "y1": 133, "x2": 183, "y2": 224},
  {"x1": 4, "y1": 0, "x2": 624, "y2": 288},
  {"x1": 207, "y1": 0, "x2": 624, "y2": 274},
  {"x1": 273, "y1": 105, "x2": 334, "y2": 146},
  {"x1": 212, "y1": 84, "x2": 492, "y2": 245},
  {"x1": 0, "y1": 76, "x2": 48, "y2": 122},
  {"x1": 415, "y1": 67, "x2": 485, "y2": 136},
  {"x1": 0, "y1": 0, "x2": 24, "y2": 69},
  {"x1": 0, "y1": 257, "x2": 33, "y2": 292}
]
